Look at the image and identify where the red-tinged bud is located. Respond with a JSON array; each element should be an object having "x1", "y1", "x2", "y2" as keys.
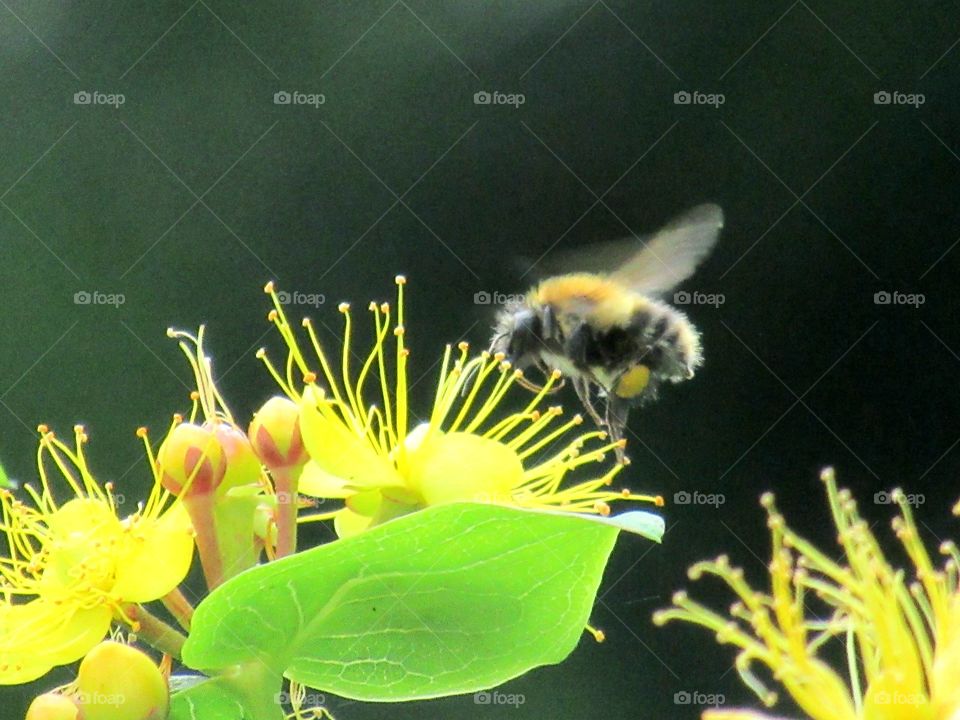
[
  {"x1": 157, "y1": 423, "x2": 226, "y2": 496},
  {"x1": 25, "y1": 693, "x2": 80, "y2": 720},
  {"x1": 75, "y1": 641, "x2": 168, "y2": 720},
  {"x1": 208, "y1": 422, "x2": 262, "y2": 494},
  {"x1": 248, "y1": 396, "x2": 307, "y2": 470}
]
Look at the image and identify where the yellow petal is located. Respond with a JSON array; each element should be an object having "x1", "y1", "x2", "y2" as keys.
[
  {"x1": 298, "y1": 460, "x2": 353, "y2": 499},
  {"x1": 405, "y1": 431, "x2": 522, "y2": 506},
  {"x1": 35, "y1": 604, "x2": 113, "y2": 665},
  {"x1": 299, "y1": 387, "x2": 403, "y2": 490},
  {"x1": 333, "y1": 508, "x2": 373, "y2": 538},
  {"x1": 345, "y1": 489, "x2": 382, "y2": 517},
  {"x1": 931, "y1": 597, "x2": 960, "y2": 716},
  {"x1": 863, "y1": 674, "x2": 933, "y2": 720},
  {"x1": 0, "y1": 601, "x2": 111, "y2": 683},
  {"x1": 112, "y1": 504, "x2": 194, "y2": 602}
]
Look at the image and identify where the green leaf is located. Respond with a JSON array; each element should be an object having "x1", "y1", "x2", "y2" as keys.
[
  {"x1": 168, "y1": 667, "x2": 284, "y2": 720},
  {"x1": 168, "y1": 680, "x2": 247, "y2": 720},
  {"x1": 183, "y1": 503, "x2": 661, "y2": 701}
]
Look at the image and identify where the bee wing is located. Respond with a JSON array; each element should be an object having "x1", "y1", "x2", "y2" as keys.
[
  {"x1": 608, "y1": 203, "x2": 724, "y2": 295},
  {"x1": 531, "y1": 204, "x2": 723, "y2": 295}
]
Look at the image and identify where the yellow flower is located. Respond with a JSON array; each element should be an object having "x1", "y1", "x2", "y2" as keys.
[
  {"x1": 654, "y1": 468, "x2": 960, "y2": 720},
  {"x1": 257, "y1": 277, "x2": 663, "y2": 538},
  {"x1": 0, "y1": 425, "x2": 193, "y2": 684}
]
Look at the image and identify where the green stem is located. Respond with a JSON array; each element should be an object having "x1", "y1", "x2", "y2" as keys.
[
  {"x1": 162, "y1": 587, "x2": 195, "y2": 631},
  {"x1": 185, "y1": 490, "x2": 224, "y2": 590},
  {"x1": 125, "y1": 604, "x2": 187, "y2": 659},
  {"x1": 273, "y1": 466, "x2": 299, "y2": 558}
]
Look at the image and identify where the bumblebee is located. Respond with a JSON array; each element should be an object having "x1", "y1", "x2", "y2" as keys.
[{"x1": 490, "y1": 203, "x2": 724, "y2": 459}]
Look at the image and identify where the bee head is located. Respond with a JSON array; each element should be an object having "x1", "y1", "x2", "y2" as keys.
[{"x1": 491, "y1": 302, "x2": 543, "y2": 370}]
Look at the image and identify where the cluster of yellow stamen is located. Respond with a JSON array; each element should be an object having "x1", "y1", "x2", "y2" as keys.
[
  {"x1": 166, "y1": 325, "x2": 238, "y2": 427},
  {"x1": 0, "y1": 425, "x2": 159, "y2": 626},
  {"x1": 654, "y1": 468, "x2": 960, "y2": 720},
  {"x1": 257, "y1": 276, "x2": 662, "y2": 519},
  {"x1": 283, "y1": 680, "x2": 336, "y2": 720},
  {"x1": 0, "y1": 415, "x2": 196, "y2": 683}
]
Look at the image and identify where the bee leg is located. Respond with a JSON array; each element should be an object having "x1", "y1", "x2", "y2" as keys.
[
  {"x1": 573, "y1": 376, "x2": 605, "y2": 429},
  {"x1": 516, "y1": 374, "x2": 548, "y2": 393},
  {"x1": 541, "y1": 304, "x2": 558, "y2": 341},
  {"x1": 604, "y1": 396, "x2": 631, "y2": 463},
  {"x1": 534, "y1": 359, "x2": 566, "y2": 393}
]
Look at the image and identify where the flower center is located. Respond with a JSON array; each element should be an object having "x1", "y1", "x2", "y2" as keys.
[{"x1": 405, "y1": 430, "x2": 522, "y2": 506}]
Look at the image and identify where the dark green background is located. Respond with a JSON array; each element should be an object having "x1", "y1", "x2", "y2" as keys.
[{"x1": 2, "y1": 2, "x2": 959, "y2": 718}]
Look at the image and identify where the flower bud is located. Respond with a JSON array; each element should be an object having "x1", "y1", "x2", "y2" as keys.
[
  {"x1": 253, "y1": 498, "x2": 278, "y2": 546},
  {"x1": 248, "y1": 396, "x2": 307, "y2": 469},
  {"x1": 157, "y1": 423, "x2": 226, "y2": 496},
  {"x1": 25, "y1": 693, "x2": 79, "y2": 720},
  {"x1": 75, "y1": 641, "x2": 168, "y2": 720},
  {"x1": 209, "y1": 422, "x2": 262, "y2": 494}
]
